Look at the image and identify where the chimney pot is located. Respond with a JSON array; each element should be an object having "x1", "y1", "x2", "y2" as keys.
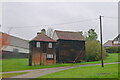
[{"x1": 37, "y1": 32, "x2": 41, "y2": 35}]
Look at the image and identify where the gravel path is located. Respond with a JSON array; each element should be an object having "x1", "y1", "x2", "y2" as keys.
[{"x1": 2, "y1": 62, "x2": 119, "y2": 79}]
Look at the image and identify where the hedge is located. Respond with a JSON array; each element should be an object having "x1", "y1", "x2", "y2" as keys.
[
  {"x1": 105, "y1": 46, "x2": 120, "y2": 53},
  {"x1": 85, "y1": 40, "x2": 106, "y2": 61}
]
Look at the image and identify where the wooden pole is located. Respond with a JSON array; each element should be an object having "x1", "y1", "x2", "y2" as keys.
[{"x1": 99, "y1": 16, "x2": 104, "y2": 67}]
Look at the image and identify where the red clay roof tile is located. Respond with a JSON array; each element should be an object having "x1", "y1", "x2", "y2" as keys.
[
  {"x1": 32, "y1": 33, "x2": 56, "y2": 42},
  {"x1": 55, "y1": 30, "x2": 85, "y2": 41}
]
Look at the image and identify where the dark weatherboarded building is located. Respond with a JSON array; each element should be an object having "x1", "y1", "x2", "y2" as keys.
[
  {"x1": 52, "y1": 30, "x2": 86, "y2": 63},
  {"x1": 29, "y1": 33, "x2": 56, "y2": 66}
]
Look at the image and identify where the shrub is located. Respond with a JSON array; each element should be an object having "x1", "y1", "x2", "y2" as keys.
[
  {"x1": 85, "y1": 40, "x2": 106, "y2": 61},
  {"x1": 105, "y1": 46, "x2": 120, "y2": 53}
]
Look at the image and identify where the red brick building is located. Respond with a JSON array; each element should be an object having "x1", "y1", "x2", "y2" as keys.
[{"x1": 29, "y1": 33, "x2": 56, "y2": 66}]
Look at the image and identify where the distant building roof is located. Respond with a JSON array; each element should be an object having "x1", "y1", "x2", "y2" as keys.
[
  {"x1": 0, "y1": 32, "x2": 29, "y2": 49},
  {"x1": 54, "y1": 30, "x2": 85, "y2": 41},
  {"x1": 32, "y1": 33, "x2": 56, "y2": 42},
  {"x1": 103, "y1": 40, "x2": 113, "y2": 47},
  {"x1": 113, "y1": 34, "x2": 120, "y2": 42}
]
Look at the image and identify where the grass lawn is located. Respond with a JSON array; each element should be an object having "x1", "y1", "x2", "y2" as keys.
[
  {"x1": 80, "y1": 53, "x2": 119, "y2": 64},
  {"x1": 2, "y1": 72, "x2": 28, "y2": 78},
  {"x1": 2, "y1": 53, "x2": 119, "y2": 72},
  {"x1": 38, "y1": 63, "x2": 118, "y2": 78},
  {"x1": 2, "y1": 59, "x2": 81, "y2": 72}
]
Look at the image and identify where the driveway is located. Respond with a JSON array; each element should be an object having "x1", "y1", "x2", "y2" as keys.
[{"x1": 2, "y1": 62, "x2": 119, "y2": 79}]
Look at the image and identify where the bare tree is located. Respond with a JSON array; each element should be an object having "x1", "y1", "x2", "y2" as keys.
[{"x1": 47, "y1": 27, "x2": 54, "y2": 38}]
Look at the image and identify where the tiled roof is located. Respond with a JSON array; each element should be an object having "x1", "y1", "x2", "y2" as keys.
[
  {"x1": 103, "y1": 40, "x2": 113, "y2": 47},
  {"x1": 32, "y1": 33, "x2": 56, "y2": 42},
  {"x1": 113, "y1": 34, "x2": 120, "y2": 41},
  {"x1": 0, "y1": 32, "x2": 29, "y2": 49},
  {"x1": 55, "y1": 30, "x2": 85, "y2": 41}
]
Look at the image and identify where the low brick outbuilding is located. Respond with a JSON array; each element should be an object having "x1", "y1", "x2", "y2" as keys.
[{"x1": 29, "y1": 33, "x2": 56, "y2": 66}]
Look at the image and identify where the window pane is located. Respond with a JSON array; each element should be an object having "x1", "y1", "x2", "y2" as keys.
[
  {"x1": 51, "y1": 54, "x2": 53, "y2": 58},
  {"x1": 48, "y1": 43, "x2": 52, "y2": 48},
  {"x1": 36, "y1": 42, "x2": 40, "y2": 47},
  {"x1": 47, "y1": 54, "x2": 53, "y2": 58}
]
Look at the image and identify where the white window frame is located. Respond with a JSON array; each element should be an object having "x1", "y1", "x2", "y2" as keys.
[
  {"x1": 48, "y1": 43, "x2": 52, "y2": 48},
  {"x1": 36, "y1": 42, "x2": 40, "y2": 48},
  {"x1": 47, "y1": 54, "x2": 53, "y2": 58}
]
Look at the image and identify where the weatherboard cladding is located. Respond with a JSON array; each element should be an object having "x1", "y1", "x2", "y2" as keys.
[
  {"x1": 32, "y1": 33, "x2": 56, "y2": 42},
  {"x1": 53, "y1": 30, "x2": 85, "y2": 63},
  {"x1": 55, "y1": 30, "x2": 85, "y2": 41},
  {"x1": 29, "y1": 33, "x2": 56, "y2": 65}
]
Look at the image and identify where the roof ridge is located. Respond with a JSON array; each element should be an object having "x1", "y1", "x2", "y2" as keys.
[
  {"x1": 54, "y1": 30, "x2": 85, "y2": 41},
  {"x1": 1, "y1": 32, "x2": 29, "y2": 41},
  {"x1": 31, "y1": 33, "x2": 56, "y2": 42},
  {"x1": 37, "y1": 33, "x2": 54, "y2": 39},
  {"x1": 55, "y1": 30, "x2": 80, "y2": 33}
]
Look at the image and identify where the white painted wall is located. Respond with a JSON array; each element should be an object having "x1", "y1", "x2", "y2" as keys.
[
  {"x1": 3, "y1": 45, "x2": 29, "y2": 53},
  {"x1": 113, "y1": 41, "x2": 120, "y2": 44}
]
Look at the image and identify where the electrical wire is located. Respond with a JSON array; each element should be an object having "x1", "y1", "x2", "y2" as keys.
[
  {"x1": 6, "y1": 18, "x2": 99, "y2": 29},
  {"x1": 104, "y1": 16, "x2": 119, "y2": 19}
]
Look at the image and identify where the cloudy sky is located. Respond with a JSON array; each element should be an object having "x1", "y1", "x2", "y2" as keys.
[{"x1": 0, "y1": 2, "x2": 118, "y2": 43}]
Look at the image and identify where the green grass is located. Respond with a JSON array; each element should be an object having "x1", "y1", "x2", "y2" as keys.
[
  {"x1": 2, "y1": 72, "x2": 28, "y2": 78},
  {"x1": 3, "y1": 58, "x2": 87, "y2": 72},
  {"x1": 38, "y1": 63, "x2": 118, "y2": 78},
  {"x1": 2, "y1": 58, "x2": 74, "y2": 72},
  {"x1": 2, "y1": 53, "x2": 119, "y2": 72},
  {"x1": 79, "y1": 53, "x2": 119, "y2": 64}
]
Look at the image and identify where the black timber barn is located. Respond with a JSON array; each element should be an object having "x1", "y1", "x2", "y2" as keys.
[
  {"x1": 52, "y1": 30, "x2": 86, "y2": 63},
  {"x1": 29, "y1": 33, "x2": 56, "y2": 66}
]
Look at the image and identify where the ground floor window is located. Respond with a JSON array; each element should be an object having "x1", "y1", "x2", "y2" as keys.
[{"x1": 47, "y1": 54, "x2": 53, "y2": 59}]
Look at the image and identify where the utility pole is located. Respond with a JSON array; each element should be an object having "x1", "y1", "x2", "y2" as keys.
[{"x1": 99, "y1": 16, "x2": 104, "y2": 67}]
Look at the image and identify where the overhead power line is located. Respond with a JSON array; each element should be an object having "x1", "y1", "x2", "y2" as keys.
[
  {"x1": 8, "y1": 25, "x2": 48, "y2": 29},
  {"x1": 104, "y1": 16, "x2": 119, "y2": 19},
  {"x1": 50, "y1": 18, "x2": 99, "y2": 26},
  {"x1": 7, "y1": 18, "x2": 99, "y2": 29}
]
